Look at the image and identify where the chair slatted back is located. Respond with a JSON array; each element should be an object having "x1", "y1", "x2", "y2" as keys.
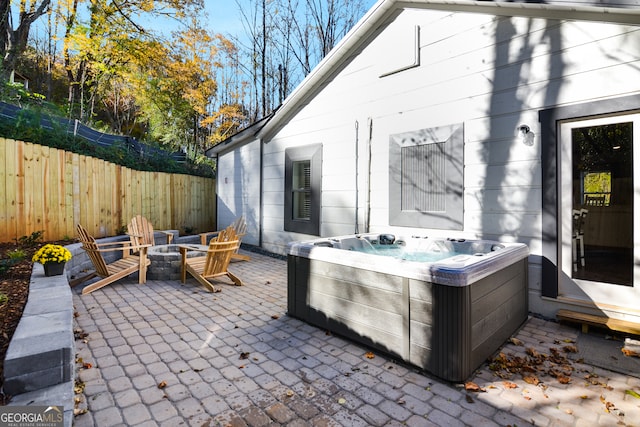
[
  {"x1": 203, "y1": 227, "x2": 239, "y2": 278},
  {"x1": 76, "y1": 224, "x2": 110, "y2": 277},
  {"x1": 233, "y1": 216, "x2": 247, "y2": 239},
  {"x1": 128, "y1": 215, "x2": 156, "y2": 247}
]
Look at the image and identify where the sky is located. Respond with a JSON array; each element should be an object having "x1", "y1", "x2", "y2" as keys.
[
  {"x1": 204, "y1": 1, "x2": 249, "y2": 36},
  {"x1": 28, "y1": 1, "x2": 380, "y2": 47},
  {"x1": 203, "y1": 0, "x2": 379, "y2": 38}
]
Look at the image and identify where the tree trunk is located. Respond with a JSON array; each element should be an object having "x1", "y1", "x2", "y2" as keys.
[{"x1": 0, "y1": 0, "x2": 51, "y2": 80}]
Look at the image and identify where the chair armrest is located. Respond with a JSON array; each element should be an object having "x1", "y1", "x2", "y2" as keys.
[
  {"x1": 199, "y1": 231, "x2": 221, "y2": 245},
  {"x1": 159, "y1": 230, "x2": 174, "y2": 244},
  {"x1": 179, "y1": 244, "x2": 208, "y2": 254},
  {"x1": 91, "y1": 241, "x2": 132, "y2": 252},
  {"x1": 92, "y1": 243, "x2": 151, "y2": 253}
]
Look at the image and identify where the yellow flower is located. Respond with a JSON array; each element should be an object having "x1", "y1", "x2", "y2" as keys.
[{"x1": 32, "y1": 244, "x2": 72, "y2": 264}]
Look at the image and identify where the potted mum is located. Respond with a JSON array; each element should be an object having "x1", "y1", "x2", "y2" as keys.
[{"x1": 32, "y1": 244, "x2": 73, "y2": 276}]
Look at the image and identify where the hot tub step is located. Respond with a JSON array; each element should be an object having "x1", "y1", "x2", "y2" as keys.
[{"x1": 556, "y1": 309, "x2": 640, "y2": 335}]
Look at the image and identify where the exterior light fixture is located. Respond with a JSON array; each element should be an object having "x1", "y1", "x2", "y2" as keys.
[{"x1": 517, "y1": 124, "x2": 535, "y2": 146}]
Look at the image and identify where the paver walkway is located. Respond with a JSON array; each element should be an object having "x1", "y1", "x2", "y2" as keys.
[{"x1": 72, "y1": 251, "x2": 640, "y2": 427}]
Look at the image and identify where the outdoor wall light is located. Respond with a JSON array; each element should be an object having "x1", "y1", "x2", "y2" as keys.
[{"x1": 517, "y1": 124, "x2": 535, "y2": 146}]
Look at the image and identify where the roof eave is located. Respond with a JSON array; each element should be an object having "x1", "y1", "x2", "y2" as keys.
[
  {"x1": 205, "y1": 111, "x2": 276, "y2": 157},
  {"x1": 254, "y1": 0, "x2": 640, "y2": 141}
]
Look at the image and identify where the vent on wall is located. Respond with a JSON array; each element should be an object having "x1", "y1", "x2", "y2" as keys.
[
  {"x1": 389, "y1": 123, "x2": 464, "y2": 230},
  {"x1": 401, "y1": 142, "x2": 446, "y2": 212}
]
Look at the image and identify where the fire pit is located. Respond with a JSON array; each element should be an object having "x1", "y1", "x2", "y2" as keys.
[{"x1": 147, "y1": 244, "x2": 206, "y2": 280}]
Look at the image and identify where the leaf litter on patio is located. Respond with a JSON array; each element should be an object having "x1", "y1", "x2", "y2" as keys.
[{"x1": 474, "y1": 334, "x2": 635, "y2": 423}]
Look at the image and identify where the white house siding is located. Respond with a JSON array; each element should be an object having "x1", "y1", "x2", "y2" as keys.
[
  {"x1": 253, "y1": 6, "x2": 639, "y2": 318},
  {"x1": 216, "y1": 140, "x2": 261, "y2": 245}
]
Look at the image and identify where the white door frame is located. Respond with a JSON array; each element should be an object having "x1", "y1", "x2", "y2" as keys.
[{"x1": 558, "y1": 113, "x2": 640, "y2": 308}]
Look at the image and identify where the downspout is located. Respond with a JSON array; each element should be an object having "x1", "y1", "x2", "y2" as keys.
[
  {"x1": 366, "y1": 117, "x2": 373, "y2": 233},
  {"x1": 214, "y1": 154, "x2": 219, "y2": 229},
  {"x1": 355, "y1": 120, "x2": 359, "y2": 234},
  {"x1": 259, "y1": 138, "x2": 264, "y2": 247}
]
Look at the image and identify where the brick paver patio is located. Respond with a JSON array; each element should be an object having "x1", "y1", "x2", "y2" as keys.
[{"x1": 71, "y1": 251, "x2": 640, "y2": 426}]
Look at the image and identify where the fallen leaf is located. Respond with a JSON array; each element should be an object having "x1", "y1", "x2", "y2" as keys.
[
  {"x1": 83, "y1": 362, "x2": 92, "y2": 369},
  {"x1": 338, "y1": 398, "x2": 346, "y2": 405},
  {"x1": 464, "y1": 381, "x2": 485, "y2": 392},
  {"x1": 271, "y1": 314, "x2": 279, "y2": 320},
  {"x1": 563, "y1": 345, "x2": 578, "y2": 353},
  {"x1": 526, "y1": 347, "x2": 540, "y2": 358},
  {"x1": 286, "y1": 390, "x2": 294, "y2": 397},
  {"x1": 625, "y1": 389, "x2": 640, "y2": 399},
  {"x1": 557, "y1": 375, "x2": 571, "y2": 384},
  {"x1": 365, "y1": 352, "x2": 375, "y2": 359},
  {"x1": 522, "y1": 374, "x2": 540, "y2": 385},
  {"x1": 509, "y1": 337, "x2": 524, "y2": 346},
  {"x1": 503, "y1": 381, "x2": 518, "y2": 389},
  {"x1": 158, "y1": 381, "x2": 167, "y2": 389},
  {"x1": 239, "y1": 352, "x2": 250, "y2": 360},
  {"x1": 605, "y1": 401, "x2": 615, "y2": 413},
  {"x1": 397, "y1": 399, "x2": 406, "y2": 405},
  {"x1": 74, "y1": 379, "x2": 85, "y2": 394}
]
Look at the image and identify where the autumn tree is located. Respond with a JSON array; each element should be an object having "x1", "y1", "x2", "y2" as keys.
[
  {"x1": 0, "y1": 0, "x2": 52, "y2": 80},
  {"x1": 133, "y1": 18, "x2": 222, "y2": 154},
  {"x1": 207, "y1": 34, "x2": 247, "y2": 144},
  {"x1": 61, "y1": 0, "x2": 205, "y2": 121},
  {"x1": 234, "y1": 0, "x2": 367, "y2": 122}
]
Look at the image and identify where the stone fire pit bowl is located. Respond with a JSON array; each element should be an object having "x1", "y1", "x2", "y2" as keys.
[{"x1": 147, "y1": 244, "x2": 207, "y2": 281}]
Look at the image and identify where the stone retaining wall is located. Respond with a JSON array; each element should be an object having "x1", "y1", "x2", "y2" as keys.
[
  {"x1": 3, "y1": 232, "x2": 204, "y2": 425},
  {"x1": 4, "y1": 235, "x2": 129, "y2": 427},
  {"x1": 3, "y1": 232, "x2": 206, "y2": 426}
]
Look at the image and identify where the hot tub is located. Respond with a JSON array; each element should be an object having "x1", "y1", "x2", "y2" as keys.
[{"x1": 287, "y1": 234, "x2": 529, "y2": 382}]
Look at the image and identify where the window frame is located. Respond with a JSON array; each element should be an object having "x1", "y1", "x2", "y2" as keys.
[{"x1": 284, "y1": 144, "x2": 322, "y2": 235}]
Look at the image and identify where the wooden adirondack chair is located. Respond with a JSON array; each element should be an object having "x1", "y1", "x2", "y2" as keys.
[
  {"x1": 180, "y1": 226, "x2": 243, "y2": 292},
  {"x1": 74, "y1": 224, "x2": 151, "y2": 295},
  {"x1": 127, "y1": 215, "x2": 173, "y2": 248},
  {"x1": 199, "y1": 216, "x2": 250, "y2": 261}
]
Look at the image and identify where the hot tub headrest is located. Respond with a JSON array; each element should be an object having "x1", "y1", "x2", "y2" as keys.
[{"x1": 378, "y1": 234, "x2": 395, "y2": 245}]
